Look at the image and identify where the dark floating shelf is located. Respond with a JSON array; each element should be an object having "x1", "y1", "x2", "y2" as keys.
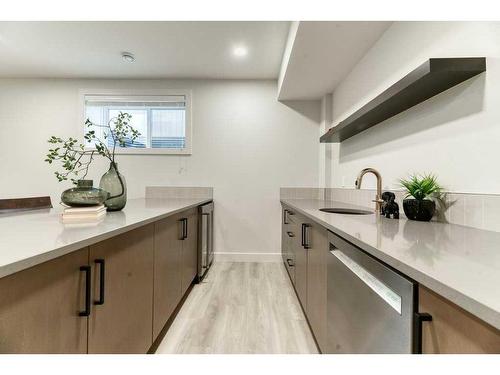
[{"x1": 320, "y1": 57, "x2": 486, "y2": 143}]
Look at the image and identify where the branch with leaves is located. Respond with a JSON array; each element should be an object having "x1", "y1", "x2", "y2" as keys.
[{"x1": 45, "y1": 112, "x2": 140, "y2": 185}]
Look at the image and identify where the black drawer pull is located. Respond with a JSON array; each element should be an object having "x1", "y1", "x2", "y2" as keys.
[
  {"x1": 183, "y1": 218, "x2": 188, "y2": 240},
  {"x1": 287, "y1": 231, "x2": 295, "y2": 237},
  {"x1": 283, "y1": 209, "x2": 289, "y2": 225},
  {"x1": 79, "y1": 265, "x2": 91, "y2": 317},
  {"x1": 414, "y1": 312, "x2": 432, "y2": 354},
  {"x1": 94, "y1": 259, "x2": 105, "y2": 305},
  {"x1": 286, "y1": 258, "x2": 295, "y2": 267},
  {"x1": 301, "y1": 223, "x2": 311, "y2": 249},
  {"x1": 178, "y1": 218, "x2": 187, "y2": 240}
]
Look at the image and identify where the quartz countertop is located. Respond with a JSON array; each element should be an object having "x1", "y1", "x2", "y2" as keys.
[
  {"x1": 281, "y1": 198, "x2": 500, "y2": 330},
  {"x1": 0, "y1": 198, "x2": 212, "y2": 279}
]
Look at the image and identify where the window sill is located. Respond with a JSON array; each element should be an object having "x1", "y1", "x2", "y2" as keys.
[{"x1": 86, "y1": 147, "x2": 192, "y2": 155}]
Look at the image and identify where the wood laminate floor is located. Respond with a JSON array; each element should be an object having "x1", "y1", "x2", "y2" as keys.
[{"x1": 155, "y1": 262, "x2": 319, "y2": 354}]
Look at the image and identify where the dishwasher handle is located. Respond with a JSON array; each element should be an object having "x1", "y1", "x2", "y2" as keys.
[
  {"x1": 202, "y1": 212, "x2": 211, "y2": 252},
  {"x1": 330, "y1": 248, "x2": 403, "y2": 314}
]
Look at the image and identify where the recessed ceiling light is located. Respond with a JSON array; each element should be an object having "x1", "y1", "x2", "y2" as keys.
[
  {"x1": 233, "y1": 46, "x2": 248, "y2": 58},
  {"x1": 121, "y1": 52, "x2": 135, "y2": 63}
]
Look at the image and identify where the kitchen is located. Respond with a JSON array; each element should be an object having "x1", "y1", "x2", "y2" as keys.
[{"x1": 1, "y1": 2, "x2": 500, "y2": 372}]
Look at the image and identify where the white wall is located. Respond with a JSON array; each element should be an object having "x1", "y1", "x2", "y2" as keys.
[
  {"x1": 319, "y1": 93, "x2": 333, "y2": 188},
  {"x1": 277, "y1": 21, "x2": 300, "y2": 97},
  {"x1": 0, "y1": 79, "x2": 320, "y2": 257},
  {"x1": 322, "y1": 22, "x2": 500, "y2": 194}
]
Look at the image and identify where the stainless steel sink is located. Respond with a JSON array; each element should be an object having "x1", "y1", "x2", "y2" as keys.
[{"x1": 319, "y1": 208, "x2": 373, "y2": 215}]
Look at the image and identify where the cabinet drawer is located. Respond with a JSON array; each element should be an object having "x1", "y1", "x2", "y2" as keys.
[{"x1": 283, "y1": 230, "x2": 296, "y2": 284}]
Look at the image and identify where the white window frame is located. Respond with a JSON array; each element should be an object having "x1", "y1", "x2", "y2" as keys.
[{"x1": 79, "y1": 89, "x2": 192, "y2": 155}]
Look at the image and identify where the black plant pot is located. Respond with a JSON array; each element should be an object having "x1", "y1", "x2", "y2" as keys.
[{"x1": 403, "y1": 199, "x2": 436, "y2": 222}]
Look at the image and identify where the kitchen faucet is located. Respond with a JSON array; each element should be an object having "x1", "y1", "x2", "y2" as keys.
[{"x1": 355, "y1": 168, "x2": 384, "y2": 214}]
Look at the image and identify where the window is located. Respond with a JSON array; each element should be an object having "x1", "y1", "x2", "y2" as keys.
[{"x1": 81, "y1": 90, "x2": 192, "y2": 154}]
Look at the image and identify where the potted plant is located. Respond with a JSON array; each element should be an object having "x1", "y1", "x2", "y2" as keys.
[
  {"x1": 399, "y1": 173, "x2": 442, "y2": 221},
  {"x1": 45, "y1": 112, "x2": 140, "y2": 210}
]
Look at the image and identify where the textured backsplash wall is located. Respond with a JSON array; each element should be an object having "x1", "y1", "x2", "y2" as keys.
[{"x1": 280, "y1": 187, "x2": 500, "y2": 233}]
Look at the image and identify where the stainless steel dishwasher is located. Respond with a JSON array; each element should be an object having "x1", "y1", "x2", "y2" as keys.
[
  {"x1": 198, "y1": 201, "x2": 214, "y2": 281},
  {"x1": 326, "y1": 231, "x2": 416, "y2": 353}
]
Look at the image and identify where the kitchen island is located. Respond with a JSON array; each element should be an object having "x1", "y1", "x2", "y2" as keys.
[
  {"x1": 0, "y1": 197, "x2": 211, "y2": 353},
  {"x1": 0, "y1": 198, "x2": 211, "y2": 278}
]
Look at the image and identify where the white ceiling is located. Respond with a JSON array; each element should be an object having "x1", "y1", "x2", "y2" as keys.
[
  {"x1": 278, "y1": 21, "x2": 392, "y2": 100},
  {"x1": 0, "y1": 21, "x2": 289, "y2": 79}
]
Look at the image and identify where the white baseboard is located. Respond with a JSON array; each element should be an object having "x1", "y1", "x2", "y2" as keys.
[{"x1": 214, "y1": 252, "x2": 282, "y2": 263}]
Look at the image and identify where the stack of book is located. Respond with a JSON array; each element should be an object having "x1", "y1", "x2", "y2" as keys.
[{"x1": 61, "y1": 205, "x2": 106, "y2": 224}]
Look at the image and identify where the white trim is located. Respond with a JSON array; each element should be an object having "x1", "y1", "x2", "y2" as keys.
[
  {"x1": 78, "y1": 88, "x2": 193, "y2": 155},
  {"x1": 214, "y1": 252, "x2": 282, "y2": 263},
  {"x1": 84, "y1": 94, "x2": 186, "y2": 103}
]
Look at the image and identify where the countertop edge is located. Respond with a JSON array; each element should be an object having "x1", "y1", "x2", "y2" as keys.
[
  {"x1": 0, "y1": 198, "x2": 212, "y2": 279},
  {"x1": 280, "y1": 199, "x2": 500, "y2": 331}
]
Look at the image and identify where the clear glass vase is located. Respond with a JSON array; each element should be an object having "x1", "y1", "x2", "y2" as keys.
[{"x1": 99, "y1": 162, "x2": 127, "y2": 211}]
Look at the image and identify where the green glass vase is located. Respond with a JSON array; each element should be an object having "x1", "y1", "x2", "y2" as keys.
[
  {"x1": 61, "y1": 180, "x2": 109, "y2": 207},
  {"x1": 99, "y1": 162, "x2": 127, "y2": 211}
]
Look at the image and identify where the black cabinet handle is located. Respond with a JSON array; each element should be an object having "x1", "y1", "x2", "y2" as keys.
[
  {"x1": 413, "y1": 312, "x2": 432, "y2": 354},
  {"x1": 301, "y1": 223, "x2": 311, "y2": 249},
  {"x1": 179, "y1": 218, "x2": 186, "y2": 241},
  {"x1": 286, "y1": 258, "x2": 294, "y2": 267},
  {"x1": 79, "y1": 265, "x2": 91, "y2": 317},
  {"x1": 94, "y1": 259, "x2": 105, "y2": 305},
  {"x1": 182, "y1": 218, "x2": 188, "y2": 240},
  {"x1": 283, "y1": 209, "x2": 294, "y2": 224},
  {"x1": 287, "y1": 231, "x2": 295, "y2": 238}
]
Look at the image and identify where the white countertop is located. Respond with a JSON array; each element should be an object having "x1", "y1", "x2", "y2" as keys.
[
  {"x1": 0, "y1": 198, "x2": 212, "y2": 279},
  {"x1": 281, "y1": 198, "x2": 500, "y2": 330}
]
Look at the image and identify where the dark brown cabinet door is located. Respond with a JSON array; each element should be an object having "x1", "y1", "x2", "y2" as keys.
[
  {"x1": 281, "y1": 208, "x2": 288, "y2": 263},
  {"x1": 181, "y1": 208, "x2": 198, "y2": 294},
  {"x1": 306, "y1": 222, "x2": 328, "y2": 351},
  {"x1": 420, "y1": 286, "x2": 500, "y2": 353},
  {"x1": 153, "y1": 213, "x2": 183, "y2": 339},
  {"x1": 294, "y1": 221, "x2": 308, "y2": 311},
  {"x1": 0, "y1": 248, "x2": 89, "y2": 353},
  {"x1": 88, "y1": 224, "x2": 154, "y2": 354},
  {"x1": 281, "y1": 208, "x2": 296, "y2": 282}
]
